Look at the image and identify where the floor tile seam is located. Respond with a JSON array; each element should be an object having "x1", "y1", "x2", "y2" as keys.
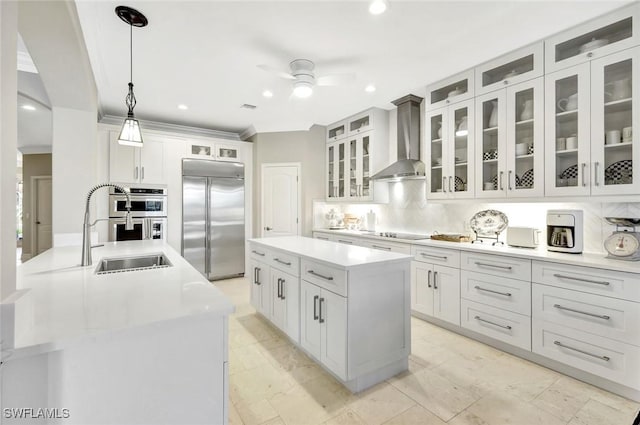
[{"x1": 376, "y1": 403, "x2": 418, "y2": 425}]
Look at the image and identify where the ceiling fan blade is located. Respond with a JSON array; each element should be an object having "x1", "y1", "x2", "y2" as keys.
[
  {"x1": 257, "y1": 64, "x2": 296, "y2": 80},
  {"x1": 317, "y1": 73, "x2": 356, "y2": 86}
]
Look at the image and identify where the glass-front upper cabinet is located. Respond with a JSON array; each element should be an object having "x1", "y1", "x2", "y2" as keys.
[
  {"x1": 590, "y1": 47, "x2": 640, "y2": 196},
  {"x1": 346, "y1": 133, "x2": 372, "y2": 199},
  {"x1": 327, "y1": 120, "x2": 347, "y2": 143},
  {"x1": 544, "y1": 63, "x2": 591, "y2": 196},
  {"x1": 475, "y1": 43, "x2": 544, "y2": 95},
  {"x1": 426, "y1": 69, "x2": 474, "y2": 111},
  {"x1": 425, "y1": 101, "x2": 474, "y2": 199},
  {"x1": 475, "y1": 91, "x2": 506, "y2": 198},
  {"x1": 545, "y1": 4, "x2": 640, "y2": 73},
  {"x1": 326, "y1": 140, "x2": 347, "y2": 199}
]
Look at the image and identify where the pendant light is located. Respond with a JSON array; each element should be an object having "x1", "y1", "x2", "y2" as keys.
[{"x1": 115, "y1": 6, "x2": 148, "y2": 147}]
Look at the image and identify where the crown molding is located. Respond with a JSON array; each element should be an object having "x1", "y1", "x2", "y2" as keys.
[{"x1": 100, "y1": 115, "x2": 242, "y2": 141}]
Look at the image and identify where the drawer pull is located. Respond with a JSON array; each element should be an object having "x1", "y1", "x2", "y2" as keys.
[
  {"x1": 474, "y1": 285, "x2": 512, "y2": 297},
  {"x1": 252, "y1": 250, "x2": 266, "y2": 257},
  {"x1": 420, "y1": 253, "x2": 448, "y2": 260},
  {"x1": 553, "y1": 340, "x2": 610, "y2": 362},
  {"x1": 372, "y1": 245, "x2": 392, "y2": 251},
  {"x1": 552, "y1": 274, "x2": 610, "y2": 286},
  {"x1": 308, "y1": 270, "x2": 334, "y2": 281},
  {"x1": 274, "y1": 258, "x2": 292, "y2": 266},
  {"x1": 317, "y1": 236, "x2": 329, "y2": 240},
  {"x1": 474, "y1": 315, "x2": 512, "y2": 330},
  {"x1": 338, "y1": 239, "x2": 353, "y2": 244},
  {"x1": 553, "y1": 304, "x2": 610, "y2": 320},
  {"x1": 475, "y1": 262, "x2": 512, "y2": 271}
]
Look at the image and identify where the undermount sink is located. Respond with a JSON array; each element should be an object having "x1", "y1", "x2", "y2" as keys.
[{"x1": 95, "y1": 253, "x2": 173, "y2": 275}]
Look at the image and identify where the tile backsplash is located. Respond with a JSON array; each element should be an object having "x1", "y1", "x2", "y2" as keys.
[{"x1": 313, "y1": 180, "x2": 640, "y2": 254}]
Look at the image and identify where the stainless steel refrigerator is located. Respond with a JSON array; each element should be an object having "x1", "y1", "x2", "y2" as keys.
[{"x1": 182, "y1": 159, "x2": 245, "y2": 280}]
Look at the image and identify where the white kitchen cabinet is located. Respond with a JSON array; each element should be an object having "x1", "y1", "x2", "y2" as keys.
[
  {"x1": 109, "y1": 132, "x2": 165, "y2": 184},
  {"x1": 327, "y1": 120, "x2": 348, "y2": 143},
  {"x1": 326, "y1": 140, "x2": 346, "y2": 199},
  {"x1": 270, "y1": 268, "x2": 300, "y2": 343},
  {"x1": 545, "y1": 3, "x2": 640, "y2": 74},
  {"x1": 475, "y1": 42, "x2": 544, "y2": 95},
  {"x1": 319, "y1": 286, "x2": 348, "y2": 379},
  {"x1": 187, "y1": 141, "x2": 242, "y2": 162},
  {"x1": 426, "y1": 69, "x2": 475, "y2": 111},
  {"x1": 249, "y1": 258, "x2": 271, "y2": 318},
  {"x1": 300, "y1": 279, "x2": 322, "y2": 360},
  {"x1": 425, "y1": 100, "x2": 475, "y2": 199},
  {"x1": 475, "y1": 77, "x2": 544, "y2": 198},
  {"x1": 461, "y1": 298, "x2": 532, "y2": 351},
  {"x1": 411, "y1": 261, "x2": 460, "y2": 326}
]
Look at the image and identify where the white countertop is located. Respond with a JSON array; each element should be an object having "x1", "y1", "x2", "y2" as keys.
[
  {"x1": 3, "y1": 240, "x2": 234, "y2": 358},
  {"x1": 313, "y1": 229, "x2": 640, "y2": 274},
  {"x1": 249, "y1": 236, "x2": 412, "y2": 269}
]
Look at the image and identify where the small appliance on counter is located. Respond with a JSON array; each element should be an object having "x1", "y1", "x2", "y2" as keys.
[
  {"x1": 507, "y1": 227, "x2": 540, "y2": 248},
  {"x1": 547, "y1": 209, "x2": 583, "y2": 253},
  {"x1": 325, "y1": 209, "x2": 344, "y2": 229},
  {"x1": 603, "y1": 217, "x2": 640, "y2": 261}
]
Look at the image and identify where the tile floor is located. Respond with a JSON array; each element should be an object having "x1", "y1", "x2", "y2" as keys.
[{"x1": 216, "y1": 278, "x2": 640, "y2": 425}]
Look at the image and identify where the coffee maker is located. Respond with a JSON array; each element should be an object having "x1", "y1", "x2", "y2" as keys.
[{"x1": 547, "y1": 210, "x2": 583, "y2": 254}]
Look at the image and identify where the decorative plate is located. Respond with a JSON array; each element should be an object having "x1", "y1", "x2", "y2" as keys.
[
  {"x1": 560, "y1": 164, "x2": 579, "y2": 179},
  {"x1": 470, "y1": 210, "x2": 509, "y2": 236},
  {"x1": 605, "y1": 160, "x2": 632, "y2": 183},
  {"x1": 518, "y1": 169, "x2": 534, "y2": 188},
  {"x1": 454, "y1": 176, "x2": 466, "y2": 191}
]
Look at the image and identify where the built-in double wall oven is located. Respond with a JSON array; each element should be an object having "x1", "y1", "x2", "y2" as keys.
[{"x1": 108, "y1": 186, "x2": 167, "y2": 242}]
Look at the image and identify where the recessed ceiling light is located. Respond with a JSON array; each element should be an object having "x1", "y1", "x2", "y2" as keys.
[
  {"x1": 365, "y1": 84, "x2": 376, "y2": 93},
  {"x1": 21, "y1": 105, "x2": 36, "y2": 111},
  {"x1": 262, "y1": 90, "x2": 273, "y2": 98},
  {"x1": 369, "y1": 0, "x2": 388, "y2": 15},
  {"x1": 177, "y1": 104, "x2": 188, "y2": 110}
]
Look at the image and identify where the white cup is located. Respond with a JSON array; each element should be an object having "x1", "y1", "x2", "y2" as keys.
[
  {"x1": 566, "y1": 136, "x2": 578, "y2": 150},
  {"x1": 484, "y1": 182, "x2": 494, "y2": 190},
  {"x1": 606, "y1": 130, "x2": 621, "y2": 145},
  {"x1": 515, "y1": 143, "x2": 528, "y2": 156},
  {"x1": 623, "y1": 126, "x2": 633, "y2": 141},
  {"x1": 556, "y1": 137, "x2": 566, "y2": 150}
]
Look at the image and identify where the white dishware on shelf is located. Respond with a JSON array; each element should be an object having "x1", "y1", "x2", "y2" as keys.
[
  {"x1": 566, "y1": 135, "x2": 578, "y2": 150},
  {"x1": 623, "y1": 126, "x2": 633, "y2": 142},
  {"x1": 606, "y1": 130, "x2": 622, "y2": 145},
  {"x1": 515, "y1": 143, "x2": 528, "y2": 156},
  {"x1": 557, "y1": 93, "x2": 578, "y2": 112},
  {"x1": 520, "y1": 99, "x2": 534, "y2": 121},
  {"x1": 579, "y1": 37, "x2": 608, "y2": 53},
  {"x1": 605, "y1": 78, "x2": 631, "y2": 101},
  {"x1": 483, "y1": 182, "x2": 494, "y2": 190},
  {"x1": 556, "y1": 137, "x2": 566, "y2": 151}
]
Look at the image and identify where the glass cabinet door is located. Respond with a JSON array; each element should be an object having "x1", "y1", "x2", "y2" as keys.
[
  {"x1": 326, "y1": 143, "x2": 337, "y2": 199},
  {"x1": 426, "y1": 108, "x2": 447, "y2": 199},
  {"x1": 361, "y1": 135, "x2": 371, "y2": 198},
  {"x1": 505, "y1": 78, "x2": 544, "y2": 197},
  {"x1": 337, "y1": 141, "x2": 346, "y2": 198},
  {"x1": 544, "y1": 63, "x2": 591, "y2": 196},
  {"x1": 348, "y1": 138, "x2": 358, "y2": 198},
  {"x1": 591, "y1": 47, "x2": 640, "y2": 196},
  {"x1": 475, "y1": 90, "x2": 506, "y2": 198},
  {"x1": 448, "y1": 100, "x2": 474, "y2": 198}
]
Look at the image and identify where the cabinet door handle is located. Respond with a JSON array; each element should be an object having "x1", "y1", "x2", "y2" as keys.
[
  {"x1": 274, "y1": 258, "x2": 292, "y2": 266},
  {"x1": 508, "y1": 170, "x2": 513, "y2": 190},
  {"x1": 552, "y1": 274, "x2": 610, "y2": 286},
  {"x1": 433, "y1": 271, "x2": 438, "y2": 289},
  {"x1": 499, "y1": 171, "x2": 504, "y2": 191},
  {"x1": 319, "y1": 297, "x2": 325, "y2": 323},
  {"x1": 253, "y1": 267, "x2": 258, "y2": 284},
  {"x1": 474, "y1": 262, "x2": 512, "y2": 270},
  {"x1": 553, "y1": 304, "x2": 610, "y2": 320},
  {"x1": 337, "y1": 239, "x2": 353, "y2": 244},
  {"x1": 593, "y1": 162, "x2": 600, "y2": 186},
  {"x1": 251, "y1": 250, "x2": 265, "y2": 256},
  {"x1": 553, "y1": 340, "x2": 609, "y2": 361},
  {"x1": 581, "y1": 163, "x2": 587, "y2": 186},
  {"x1": 371, "y1": 245, "x2": 391, "y2": 251},
  {"x1": 427, "y1": 270, "x2": 432, "y2": 288},
  {"x1": 449, "y1": 176, "x2": 453, "y2": 192},
  {"x1": 276, "y1": 278, "x2": 281, "y2": 298},
  {"x1": 141, "y1": 166, "x2": 145, "y2": 180},
  {"x1": 475, "y1": 315, "x2": 512, "y2": 330},
  {"x1": 280, "y1": 279, "x2": 285, "y2": 300},
  {"x1": 474, "y1": 285, "x2": 512, "y2": 297},
  {"x1": 308, "y1": 270, "x2": 334, "y2": 281},
  {"x1": 134, "y1": 166, "x2": 139, "y2": 180},
  {"x1": 313, "y1": 295, "x2": 319, "y2": 320},
  {"x1": 442, "y1": 176, "x2": 447, "y2": 192},
  {"x1": 420, "y1": 253, "x2": 448, "y2": 260}
]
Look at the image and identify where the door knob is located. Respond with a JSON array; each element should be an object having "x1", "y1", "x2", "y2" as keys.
[
  {"x1": 36, "y1": 221, "x2": 41, "y2": 224},
  {"x1": 265, "y1": 226, "x2": 272, "y2": 231}
]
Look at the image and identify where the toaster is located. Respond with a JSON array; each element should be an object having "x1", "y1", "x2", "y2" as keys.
[{"x1": 507, "y1": 227, "x2": 540, "y2": 248}]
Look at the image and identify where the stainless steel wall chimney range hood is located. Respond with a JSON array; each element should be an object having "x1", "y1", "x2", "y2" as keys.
[{"x1": 372, "y1": 94, "x2": 425, "y2": 181}]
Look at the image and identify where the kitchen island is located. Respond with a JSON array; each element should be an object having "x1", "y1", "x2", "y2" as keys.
[
  {"x1": 1, "y1": 240, "x2": 233, "y2": 425},
  {"x1": 248, "y1": 236, "x2": 412, "y2": 392}
]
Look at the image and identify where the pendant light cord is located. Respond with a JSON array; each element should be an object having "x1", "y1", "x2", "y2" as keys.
[
  {"x1": 125, "y1": 21, "x2": 136, "y2": 117},
  {"x1": 130, "y1": 23, "x2": 133, "y2": 83}
]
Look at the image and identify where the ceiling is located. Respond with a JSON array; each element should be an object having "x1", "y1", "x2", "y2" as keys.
[{"x1": 75, "y1": 0, "x2": 629, "y2": 136}]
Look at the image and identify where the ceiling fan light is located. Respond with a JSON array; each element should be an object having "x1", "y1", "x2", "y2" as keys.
[
  {"x1": 369, "y1": 0, "x2": 388, "y2": 15},
  {"x1": 118, "y1": 117, "x2": 143, "y2": 147},
  {"x1": 293, "y1": 82, "x2": 313, "y2": 98}
]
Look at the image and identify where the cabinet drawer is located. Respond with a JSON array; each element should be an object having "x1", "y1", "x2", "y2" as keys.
[
  {"x1": 412, "y1": 246, "x2": 460, "y2": 268},
  {"x1": 334, "y1": 236, "x2": 360, "y2": 247},
  {"x1": 533, "y1": 284, "x2": 640, "y2": 347},
  {"x1": 461, "y1": 299, "x2": 531, "y2": 351},
  {"x1": 532, "y1": 321, "x2": 640, "y2": 390},
  {"x1": 269, "y1": 250, "x2": 300, "y2": 276},
  {"x1": 313, "y1": 232, "x2": 332, "y2": 242},
  {"x1": 532, "y1": 261, "x2": 640, "y2": 302},
  {"x1": 301, "y1": 259, "x2": 347, "y2": 297},
  {"x1": 461, "y1": 252, "x2": 531, "y2": 281},
  {"x1": 365, "y1": 240, "x2": 411, "y2": 254},
  {"x1": 250, "y1": 245, "x2": 270, "y2": 262},
  {"x1": 461, "y1": 271, "x2": 531, "y2": 316}
]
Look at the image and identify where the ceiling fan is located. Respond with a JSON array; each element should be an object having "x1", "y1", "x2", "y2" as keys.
[{"x1": 258, "y1": 59, "x2": 356, "y2": 98}]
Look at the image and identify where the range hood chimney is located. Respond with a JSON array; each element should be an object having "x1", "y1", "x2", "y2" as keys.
[{"x1": 372, "y1": 94, "x2": 425, "y2": 181}]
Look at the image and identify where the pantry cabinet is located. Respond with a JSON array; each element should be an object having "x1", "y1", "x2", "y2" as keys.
[
  {"x1": 109, "y1": 132, "x2": 166, "y2": 184},
  {"x1": 425, "y1": 100, "x2": 475, "y2": 199}
]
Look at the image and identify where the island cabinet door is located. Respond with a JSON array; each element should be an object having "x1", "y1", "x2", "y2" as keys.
[
  {"x1": 270, "y1": 271, "x2": 286, "y2": 331},
  {"x1": 411, "y1": 262, "x2": 434, "y2": 316},
  {"x1": 301, "y1": 280, "x2": 322, "y2": 360},
  {"x1": 250, "y1": 260, "x2": 270, "y2": 318},
  {"x1": 320, "y1": 289, "x2": 348, "y2": 381},
  {"x1": 432, "y1": 265, "x2": 461, "y2": 326},
  {"x1": 271, "y1": 269, "x2": 300, "y2": 343}
]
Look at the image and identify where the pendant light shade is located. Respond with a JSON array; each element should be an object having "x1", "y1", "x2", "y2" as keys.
[{"x1": 115, "y1": 6, "x2": 148, "y2": 147}]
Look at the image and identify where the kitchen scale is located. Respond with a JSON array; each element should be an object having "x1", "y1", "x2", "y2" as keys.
[{"x1": 603, "y1": 217, "x2": 640, "y2": 261}]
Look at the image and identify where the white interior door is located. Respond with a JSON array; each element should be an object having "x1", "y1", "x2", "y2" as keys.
[
  {"x1": 261, "y1": 164, "x2": 300, "y2": 237},
  {"x1": 35, "y1": 177, "x2": 52, "y2": 255}
]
